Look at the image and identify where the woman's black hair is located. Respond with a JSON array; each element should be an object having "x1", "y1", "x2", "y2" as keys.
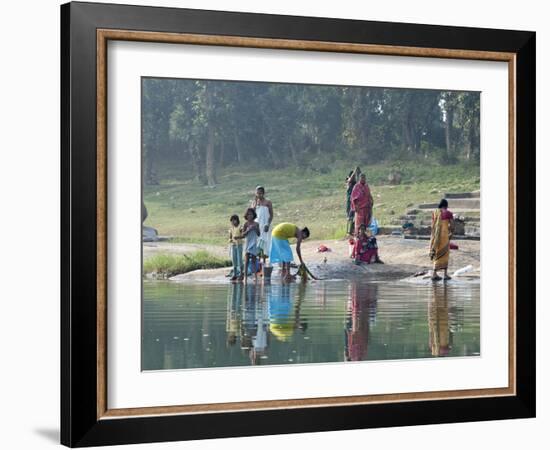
[
  {"x1": 244, "y1": 207, "x2": 257, "y2": 220},
  {"x1": 438, "y1": 199, "x2": 449, "y2": 209},
  {"x1": 230, "y1": 214, "x2": 239, "y2": 223},
  {"x1": 302, "y1": 227, "x2": 310, "y2": 238}
]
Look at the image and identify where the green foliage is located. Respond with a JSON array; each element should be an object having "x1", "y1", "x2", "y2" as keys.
[
  {"x1": 143, "y1": 251, "x2": 232, "y2": 277},
  {"x1": 142, "y1": 79, "x2": 481, "y2": 187}
]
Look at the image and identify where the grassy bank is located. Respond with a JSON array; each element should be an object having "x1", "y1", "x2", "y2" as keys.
[
  {"x1": 143, "y1": 250, "x2": 231, "y2": 277},
  {"x1": 143, "y1": 160, "x2": 479, "y2": 245}
]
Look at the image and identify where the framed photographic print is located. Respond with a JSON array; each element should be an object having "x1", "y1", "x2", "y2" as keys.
[{"x1": 61, "y1": 1, "x2": 535, "y2": 447}]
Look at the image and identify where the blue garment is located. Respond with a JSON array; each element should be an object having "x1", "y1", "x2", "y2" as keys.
[
  {"x1": 247, "y1": 259, "x2": 261, "y2": 275},
  {"x1": 269, "y1": 236, "x2": 294, "y2": 264},
  {"x1": 368, "y1": 217, "x2": 379, "y2": 235},
  {"x1": 244, "y1": 224, "x2": 259, "y2": 256},
  {"x1": 230, "y1": 243, "x2": 243, "y2": 277}
]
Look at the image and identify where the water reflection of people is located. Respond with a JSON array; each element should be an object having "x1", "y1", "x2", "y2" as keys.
[
  {"x1": 226, "y1": 282, "x2": 243, "y2": 347},
  {"x1": 268, "y1": 284, "x2": 307, "y2": 343},
  {"x1": 241, "y1": 284, "x2": 259, "y2": 350},
  {"x1": 235, "y1": 283, "x2": 271, "y2": 365},
  {"x1": 225, "y1": 282, "x2": 309, "y2": 364},
  {"x1": 428, "y1": 284, "x2": 453, "y2": 356},
  {"x1": 250, "y1": 299, "x2": 268, "y2": 364},
  {"x1": 344, "y1": 283, "x2": 378, "y2": 362}
]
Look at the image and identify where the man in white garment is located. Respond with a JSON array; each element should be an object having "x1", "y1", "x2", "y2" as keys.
[{"x1": 250, "y1": 185, "x2": 273, "y2": 267}]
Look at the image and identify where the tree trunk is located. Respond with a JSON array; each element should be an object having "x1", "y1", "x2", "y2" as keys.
[
  {"x1": 144, "y1": 147, "x2": 158, "y2": 185},
  {"x1": 288, "y1": 136, "x2": 298, "y2": 164},
  {"x1": 464, "y1": 136, "x2": 471, "y2": 161},
  {"x1": 412, "y1": 124, "x2": 421, "y2": 153},
  {"x1": 189, "y1": 145, "x2": 207, "y2": 185},
  {"x1": 445, "y1": 108, "x2": 454, "y2": 158},
  {"x1": 465, "y1": 119, "x2": 475, "y2": 161},
  {"x1": 219, "y1": 138, "x2": 225, "y2": 168},
  {"x1": 402, "y1": 120, "x2": 413, "y2": 153},
  {"x1": 401, "y1": 121, "x2": 408, "y2": 153},
  {"x1": 266, "y1": 138, "x2": 279, "y2": 168},
  {"x1": 233, "y1": 130, "x2": 241, "y2": 163},
  {"x1": 205, "y1": 128, "x2": 217, "y2": 186},
  {"x1": 361, "y1": 101, "x2": 371, "y2": 146}
]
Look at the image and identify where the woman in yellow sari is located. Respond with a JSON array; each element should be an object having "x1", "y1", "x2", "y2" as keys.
[{"x1": 429, "y1": 199, "x2": 454, "y2": 281}]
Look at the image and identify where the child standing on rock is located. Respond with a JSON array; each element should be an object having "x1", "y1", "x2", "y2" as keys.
[{"x1": 228, "y1": 214, "x2": 244, "y2": 282}]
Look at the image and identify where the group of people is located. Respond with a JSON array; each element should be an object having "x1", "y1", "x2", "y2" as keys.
[
  {"x1": 228, "y1": 186, "x2": 310, "y2": 283},
  {"x1": 346, "y1": 167, "x2": 456, "y2": 279},
  {"x1": 227, "y1": 172, "x2": 455, "y2": 284},
  {"x1": 345, "y1": 167, "x2": 383, "y2": 265}
]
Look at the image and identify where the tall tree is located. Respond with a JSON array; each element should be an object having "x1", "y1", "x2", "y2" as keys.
[{"x1": 145, "y1": 78, "x2": 481, "y2": 185}]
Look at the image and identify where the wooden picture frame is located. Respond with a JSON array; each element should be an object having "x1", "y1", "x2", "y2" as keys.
[{"x1": 61, "y1": 1, "x2": 535, "y2": 447}]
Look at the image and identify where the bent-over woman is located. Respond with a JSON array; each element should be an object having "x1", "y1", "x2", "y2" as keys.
[{"x1": 269, "y1": 222, "x2": 310, "y2": 282}]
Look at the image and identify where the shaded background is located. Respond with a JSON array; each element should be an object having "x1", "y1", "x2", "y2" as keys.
[{"x1": 142, "y1": 78, "x2": 480, "y2": 243}]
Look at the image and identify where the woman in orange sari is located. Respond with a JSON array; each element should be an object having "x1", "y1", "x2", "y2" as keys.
[
  {"x1": 429, "y1": 199, "x2": 454, "y2": 281},
  {"x1": 350, "y1": 173, "x2": 373, "y2": 236}
]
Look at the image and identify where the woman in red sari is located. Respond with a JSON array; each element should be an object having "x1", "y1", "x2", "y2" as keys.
[{"x1": 350, "y1": 173, "x2": 373, "y2": 235}]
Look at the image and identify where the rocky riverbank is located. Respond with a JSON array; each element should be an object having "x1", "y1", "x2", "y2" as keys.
[{"x1": 144, "y1": 235, "x2": 480, "y2": 283}]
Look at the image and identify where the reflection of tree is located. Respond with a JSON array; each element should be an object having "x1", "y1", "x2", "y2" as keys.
[
  {"x1": 428, "y1": 284, "x2": 453, "y2": 356},
  {"x1": 344, "y1": 283, "x2": 378, "y2": 362}
]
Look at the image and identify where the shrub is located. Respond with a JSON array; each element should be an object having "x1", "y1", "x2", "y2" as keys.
[{"x1": 143, "y1": 250, "x2": 231, "y2": 277}]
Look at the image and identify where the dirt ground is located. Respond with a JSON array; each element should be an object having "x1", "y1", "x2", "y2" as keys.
[{"x1": 144, "y1": 236, "x2": 480, "y2": 283}]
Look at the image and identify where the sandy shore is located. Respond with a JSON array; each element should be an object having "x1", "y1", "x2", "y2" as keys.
[{"x1": 143, "y1": 236, "x2": 480, "y2": 283}]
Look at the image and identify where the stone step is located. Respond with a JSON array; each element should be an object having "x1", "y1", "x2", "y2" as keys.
[
  {"x1": 417, "y1": 202, "x2": 439, "y2": 209},
  {"x1": 457, "y1": 215, "x2": 481, "y2": 222},
  {"x1": 377, "y1": 226, "x2": 403, "y2": 235},
  {"x1": 418, "y1": 198, "x2": 480, "y2": 210},
  {"x1": 398, "y1": 220, "x2": 480, "y2": 231},
  {"x1": 399, "y1": 215, "x2": 479, "y2": 223},
  {"x1": 404, "y1": 234, "x2": 480, "y2": 241},
  {"x1": 447, "y1": 198, "x2": 480, "y2": 209},
  {"x1": 404, "y1": 210, "x2": 480, "y2": 219},
  {"x1": 444, "y1": 191, "x2": 480, "y2": 199},
  {"x1": 465, "y1": 226, "x2": 480, "y2": 237}
]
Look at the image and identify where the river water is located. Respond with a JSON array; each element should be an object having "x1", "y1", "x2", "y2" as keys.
[{"x1": 142, "y1": 279, "x2": 480, "y2": 370}]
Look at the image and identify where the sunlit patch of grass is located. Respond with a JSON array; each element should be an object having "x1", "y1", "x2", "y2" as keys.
[
  {"x1": 143, "y1": 159, "x2": 480, "y2": 244},
  {"x1": 143, "y1": 251, "x2": 231, "y2": 277}
]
